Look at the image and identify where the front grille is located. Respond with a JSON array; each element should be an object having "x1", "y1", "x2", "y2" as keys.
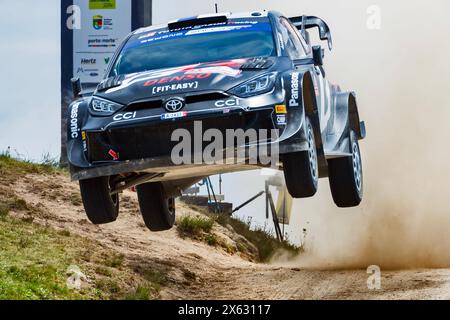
[
  {"x1": 126, "y1": 100, "x2": 163, "y2": 111},
  {"x1": 185, "y1": 92, "x2": 229, "y2": 104},
  {"x1": 87, "y1": 111, "x2": 275, "y2": 163}
]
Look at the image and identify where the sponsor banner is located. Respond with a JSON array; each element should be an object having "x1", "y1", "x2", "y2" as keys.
[{"x1": 73, "y1": 0, "x2": 131, "y2": 84}]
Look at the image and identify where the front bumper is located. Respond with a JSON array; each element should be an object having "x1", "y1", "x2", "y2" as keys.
[{"x1": 69, "y1": 90, "x2": 308, "y2": 180}]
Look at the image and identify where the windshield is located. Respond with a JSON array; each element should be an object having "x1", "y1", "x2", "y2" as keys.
[{"x1": 111, "y1": 21, "x2": 276, "y2": 76}]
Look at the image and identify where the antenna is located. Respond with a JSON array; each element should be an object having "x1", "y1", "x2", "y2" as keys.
[{"x1": 215, "y1": 3, "x2": 218, "y2": 14}]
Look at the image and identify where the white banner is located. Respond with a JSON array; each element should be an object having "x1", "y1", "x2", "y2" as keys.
[{"x1": 73, "y1": 0, "x2": 132, "y2": 84}]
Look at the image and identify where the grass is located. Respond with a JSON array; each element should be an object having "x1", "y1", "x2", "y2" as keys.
[
  {"x1": 215, "y1": 213, "x2": 300, "y2": 262},
  {"x1": 125, "y1": 285, "x2": 152, "y2": 300},
  {"x1": 0, "y1": 213, "x2": 169, "y2": 300},
  {"x1": 103, "y1": 253, "x2": 125, "y2": 269},
  {"x1": 177, "y1": 215, "x2": 214, "y2": 236},
  {"x1": 0, "y1": 216, "x2": 93, "y2": 299},
  {"x1": 0, "y1": 153, "x2": 61, "y2": 176},
  {"x1": 0, "y1": 155, "x2": 170, "y2": 300},
  {"x1": 181, "y1": 203, "x2": 301, "y2": 262}
]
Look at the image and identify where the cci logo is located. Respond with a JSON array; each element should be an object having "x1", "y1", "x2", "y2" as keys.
[
  {"x1": 215, "y1": 99, "x2": 240, "y2": 108},
  {"x1": 165, "y1": 98, "x2": 185, "y2": 112}
]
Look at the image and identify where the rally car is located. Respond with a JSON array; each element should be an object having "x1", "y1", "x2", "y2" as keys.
[{"x1": 67, "y1": 11, "x2": 366, "y2": 231}]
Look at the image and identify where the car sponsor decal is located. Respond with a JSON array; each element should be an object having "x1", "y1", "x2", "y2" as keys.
[
  {"x1": 185, "y1": 25, "x2": 253, "y2": 36},
  {"x1": 81, "y1": 131, "x2": 88, "y2": 152},
  {"x1": 108, "y1": 149, "x2": 119, "y2": 161},
  {"x1": 143, "y1": 74, "x2": 211, "y2": 86},
  {"x1": 289, "y1": 72, "x2": 300, "y2": 107},
  {"x1": 106, "y1": 60, "x2": 246, "y2": 94},
  {"x1": 70, "y1": 104, "x2": 80, "y2": 139},
  {"x1": 126, "y1": 22, "x2": 272, "y2": 49},
  {"x1": 277, "y1": 32, "x2": 285, "y2": 50},
  {"x1": 276, "y1": 115, "x2": 287, "y2": 125},
  {"x1": 214, "y1": 99, "x2": 240, "y2": 107},
  {"x1": 275, "y1": 105, "x2": 287, "y2": 114},
  {"x1": 113, "y1": 112, "x2": 137, "y2": 121},
  {"x1": 151, "y1": 81, "x2": 199, "y2": 94},
  {"x1": 161, "y1": 111, "x2": 188, "y2": 120},
  {"x1": 138, "y1": 31, "x2": 157, "y2": 40}
]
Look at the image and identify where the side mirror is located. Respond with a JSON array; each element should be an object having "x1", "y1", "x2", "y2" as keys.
[
  {"x1": 312, "y1": 46, "x2": 324, "y2": 66},
  {"x1": 71, "y1": 77, "x2": 82, "y2": 99}
]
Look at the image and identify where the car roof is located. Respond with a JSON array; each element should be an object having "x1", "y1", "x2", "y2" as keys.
[{"x1": 133, "y1": 11, "x2": 272, "y2": 35}]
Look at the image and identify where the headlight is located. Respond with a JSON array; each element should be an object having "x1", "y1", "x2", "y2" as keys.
[
  {"x1": 229, "y1": 73, "x2": 277, "y2": 98},
  {"x1": 90, "y1": 97, "x2": 124, "y2": 116}
]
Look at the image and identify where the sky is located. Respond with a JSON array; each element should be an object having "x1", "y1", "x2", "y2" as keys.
[
  {"x1": 1, "y1": 0, "x2": 449, "y2": 247},
  {"x1": 0, "y1": 0, "x2": 60, "y2": 160}
]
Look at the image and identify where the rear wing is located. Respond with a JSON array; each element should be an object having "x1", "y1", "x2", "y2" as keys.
[{"x1": 289, "y1": 15, "x2": 333, "y2": 50}]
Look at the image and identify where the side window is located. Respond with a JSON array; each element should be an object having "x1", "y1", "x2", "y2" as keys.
[{"x1": 279, "y1": 17, "x2": 308, "y2": 59}]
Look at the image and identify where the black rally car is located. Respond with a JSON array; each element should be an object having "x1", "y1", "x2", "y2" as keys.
[{"x1": 67, "y1": 11, "x2": 366, "y2": 231}]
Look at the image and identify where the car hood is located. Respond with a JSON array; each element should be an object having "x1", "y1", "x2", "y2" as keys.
[{"x1": 94, "y1": 57, "x2": 289, "y2": 105}]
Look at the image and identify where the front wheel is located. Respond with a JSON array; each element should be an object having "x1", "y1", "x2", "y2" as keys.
[
  {"x1": 328, "y1": 131, "x2": 363, "y2": 207},
  {"x1": 283, "y1": 116, "x2": 319, "y2": 198},
  {"x1": 136, "y1": 182, "x2": 176, "y2": 232},
  {"x1": 79, "y1": 176, "x2": 119, "y2": 224}
]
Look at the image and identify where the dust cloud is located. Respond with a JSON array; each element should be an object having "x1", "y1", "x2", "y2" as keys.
[{"x1": 272, "y1": 0, "x2": 450, "y2": 269}]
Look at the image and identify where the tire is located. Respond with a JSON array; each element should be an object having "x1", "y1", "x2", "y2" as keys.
[
  {"x1": 79, "y1": 176, "x2": 119, "y2": 224},
  {"x1": 328, "y1": 130, "x2": 363, "y2": 207},
  {"x1": 136, "y1": 182, "x2": 176, "y2": 232},
  {"x1": 283, "y1": 116, "x2": 319, "y2": 198}
]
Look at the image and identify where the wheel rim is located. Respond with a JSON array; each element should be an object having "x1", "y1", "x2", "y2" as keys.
[
  {"x1": 108, "y1": 177, "x2": 119, "y2": 208},
  {"x1": 352, "y1": 141, "x2": 362, "y2": 192},
  {"x1": 307, "y1": 124, "x2": 318, "y2": 180},
  {"x1": 167, "y1": 198, "x2": 176, "y2": 217}
]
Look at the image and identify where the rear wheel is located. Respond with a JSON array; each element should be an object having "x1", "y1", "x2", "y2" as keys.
[
  {"x1": 136, "y1": 182, "x2": 175, "y2": 232},
  {"x1": 79, "y1": 176, "x2": 119, "y2": 224},
  {"x1": 328, "y1": 131, "x2": 363, "y2": 207},
  {"x1": 283, "y1": 116, "x2": 319, "y2": 198}
]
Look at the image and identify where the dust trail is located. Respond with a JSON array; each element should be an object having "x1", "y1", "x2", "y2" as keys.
[{"x1": 272, "y1": 0, "x2": 450, "y2": 270}]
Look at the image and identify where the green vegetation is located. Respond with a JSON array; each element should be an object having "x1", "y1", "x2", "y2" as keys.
[
  {"x1": 214, "y1": 213, "x2": 300, "y2": 262},
  {"x1": 103, "y1": 253, "x2": 125, "y2": 269},
  {"x1": 0, "y1": 213, "x2": 168, "y2": 300},
  {"x1": 182, "y1": 204, "x2": 301, "y2": 262},
  {"x1": 0, "y1": 155, "x2": 169, "y2": 300},
  {"x1": 0, "y1": 153, "x2": 61, "y2": 177},
  {"x1": 0, "y1": 215, "x2": 93, "y2": 299},
  {"x1": 177, "y1": 215, "x2": 214, "y2": 236}
]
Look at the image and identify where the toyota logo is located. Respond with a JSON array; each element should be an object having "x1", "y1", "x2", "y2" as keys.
[{"x1": 164, "y1": 97, "x2": 185, "y2": 112}]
